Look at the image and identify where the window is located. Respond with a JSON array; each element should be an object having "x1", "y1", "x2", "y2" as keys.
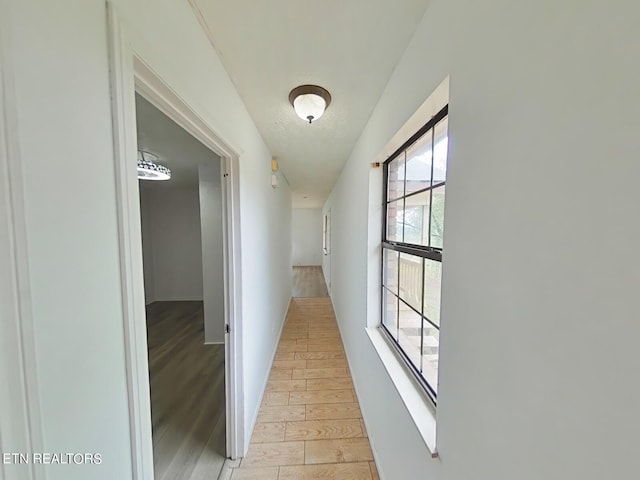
[
  {"x1": 322, "y1": 211, "x2": 330, "y2": 255},
  {"x1": 381, "y1": 105, "x2": 448, "y2": 403}
]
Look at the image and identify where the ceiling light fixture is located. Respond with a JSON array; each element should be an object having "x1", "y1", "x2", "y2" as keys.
[
  {"x1": 137, "y1": 150, "x2": 171, "y2": 181},
  {"x1": 289, "y1": 85, "x2": 331, "y2": 124}
]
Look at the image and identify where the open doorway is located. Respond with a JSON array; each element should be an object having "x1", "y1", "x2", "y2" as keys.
[
  {"x1": 135, "y1": 94, "x2": 226, "y2": 479},
  {"x1": 108, "y1": 10, "x2": 245, "y2": 475}
]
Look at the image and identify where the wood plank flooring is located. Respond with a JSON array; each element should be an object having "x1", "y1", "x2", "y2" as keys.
[
  {"x1": 146, "y1": 301, "x2": 226, "y2": 480},
  {"x1": 292, "y1": 266, "x2": 329, "y2": 298},
  {"x1": 228, "y1": 298, "x2": 379, "y2": 480}
]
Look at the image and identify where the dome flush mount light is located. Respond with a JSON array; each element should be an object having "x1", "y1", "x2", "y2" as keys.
[
  {"x1": 289, "y1": 85, "x2": 331, "y2": 124},
  {"x1": 137, "y1": 150, "x2": 171, "y2": 181}
]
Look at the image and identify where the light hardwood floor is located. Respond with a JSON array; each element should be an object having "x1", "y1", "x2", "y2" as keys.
[
  {"x1": 146, "y1": 301, "x2": 226, "y2": 480},
  {"x1": 292, "y1": 266, "x2": 329, "y2": 298},
  {"x1": 228, "y1": 298, "x2": 380, "y2": 480}
]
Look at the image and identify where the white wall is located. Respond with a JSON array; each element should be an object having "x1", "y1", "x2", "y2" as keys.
[
  {"x1": 140, "y1": 185, "x2": 203, "y2": 302},
  {"x1": 5, "y1": 1, "x2": 133, "y2": 479},
  {"x1": 140, "y1": 167, "x2": 224, "y2": 341},
  {"x1": 292, "y1": 208, "x2": 323, "y2": 266},
  {"x1": 139, "y1": 186, "x2": 155, "y2": 304},
  {"x1": 4, "y1": 0, "x2": 292, "y2": 478},
  {"x1": 199, "y1": 163, "x2": 225, "y2": 344},
  {"x1": 324, "y1": 1, "x2": 640, "y2": 480}
]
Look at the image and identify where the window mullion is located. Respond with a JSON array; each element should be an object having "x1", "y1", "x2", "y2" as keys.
[
  {"x1": 428, "y1": 126, "x2": 435, "y2": 247},
  {"x1": 401, "y1": 151, "x2": 406, "y2": 243},
  {"x1": 396, "y1": 251, "x2": 400, "y2": 340},
  {"x1": 419, "y1": 257, "x2": 425, "y2": 373}
]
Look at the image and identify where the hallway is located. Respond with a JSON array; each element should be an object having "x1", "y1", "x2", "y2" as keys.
[
  {"x1": 292, "y1": 266, "x2": 329, "y2": 298},
  {"x1": 229, "y1": 297, "x2": 379, "y2": 479},
  {"x1": 146, "y1": 301, "x2": 226, "y2": 480}
]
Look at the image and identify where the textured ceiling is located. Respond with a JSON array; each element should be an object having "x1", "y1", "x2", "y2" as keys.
[{"x1": 189, "y1": 0, "x2": 431, "y2": 208}]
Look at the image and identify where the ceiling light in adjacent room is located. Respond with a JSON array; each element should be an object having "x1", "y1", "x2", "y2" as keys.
[
  {"x1": 137, "y1": 150, "x2": 171, "y2": 181},
  {"x1": 289, "y1": 85, "x2": 331, "y2": 124}
]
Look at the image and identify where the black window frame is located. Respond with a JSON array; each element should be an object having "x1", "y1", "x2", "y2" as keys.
[{"x1": 381, "y1": 104, "x2": 448, "y2": 404}]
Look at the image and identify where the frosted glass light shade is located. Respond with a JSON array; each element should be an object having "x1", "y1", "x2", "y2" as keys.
[
  {"x1": 293, "y1": 94, "x2": 327, "y2": 123},
  {"x1": 289, "y1": 85, "x2": 332, "y2": 124}
]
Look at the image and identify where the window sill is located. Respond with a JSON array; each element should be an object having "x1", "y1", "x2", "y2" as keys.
[{"x1": 365, "y1": 327, "x2": 438, "y2": 457}]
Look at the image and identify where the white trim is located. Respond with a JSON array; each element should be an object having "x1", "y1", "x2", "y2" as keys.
[
  {"x1": 106, "y1": 5, "x2": 245, "y2": 478},
  {"x1": 366, "y1": 166, "x2": 383, "y2": 329},
  {"x1": 131, "y1": 64, "x2": 246, "y2": 458},
  {"x1": 366, "y1": 328, "x2": 438, "y2": 456},
  {"x1": 244, "y1": 300, "x2": 291, "y2": 444},
  {"x1": 133, "y1": 58, "x2": 243, "y2": 159},
  {"x1": 106, "y1": 6, "x2": 155, "y2": 479},
  {"x1": 329, "y1": 286, "x2": 436, "y2": 477},
  {"x1": 329, "y1": 292, "x2": 386, "y2": 477},
  {"x1": 322, "y1": 209, "x2": 331, "y2": 293},
  {"x1": 151, "y1": 296, "x2": 204, "y2": 302},
  {"x1": 361, "y1": 77, "x2": 449, "y2": 461},
  {"x1": 0, "y1": 2, "x2": 45, "y2": 479},
  {"x1": 134, "y1": 56, "x2": 245, "y2": 460},
  {"x1": 366, "y1": 76, "x2": 449, "y2": 329},
  {"x1": 371, "y1": 77, "x2": 449, "y2": 166},
  {"x1": 362, "y1": 415, "x2": 387, "y2": 480}
]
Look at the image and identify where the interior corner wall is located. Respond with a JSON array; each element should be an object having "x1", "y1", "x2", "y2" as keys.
[
  {"x1": 324, "y1": 1, "x2": 640, "y2": 480},
  {"x1": 5, "y1": 0, "x2": 293, "y2": 476},
  {"x1": 292, "y1": 208, "x2": 323, "y2": 266},
  {"x1": 140, "y1": 185, "x2": 203, "y2": 302},
  {"x1": 139, "y1": 187, "x2": 156, "y2": 304},
  {"x1": 199, "y1": 162, "x2": 225, "y2": 344}
]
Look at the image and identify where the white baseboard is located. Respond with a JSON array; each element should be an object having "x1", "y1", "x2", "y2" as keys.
[
  {"x1": 328, "y1": 293, "x2": 387, "y2": 480},
  {"x1": 153, "y1": 296, "x2": 204, "y2": 302},
  {"x1": 244, "y1": 297, "x2": 291, "y2": 453}
]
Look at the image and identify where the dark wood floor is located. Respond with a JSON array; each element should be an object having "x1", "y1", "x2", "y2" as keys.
[
  {"x1": 146, "y1": 301, "x2": 226, "y2": 480},
  {"x1": 292, "y1": 266, "x2": 329, "y2": 298}
]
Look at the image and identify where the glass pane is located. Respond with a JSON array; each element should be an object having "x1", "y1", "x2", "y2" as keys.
[
  {"x1": 430, "y1": 186, "x2": 445, "y2": 248},
  {"x1": 398, "y1": 300, "x2": 423, "y2": 370},
  {"x1": 386, "y1": 200, "x2": 403, "y2": 242},
  {"x1": 398, "y1": 253, "x2": 422, "y2": 312},
  {"x1": 386, "y1": 200, "x2": 404, "y2": 242},
  {"x1": 382, "y1": 288, "x2": 398, "y2": 340},
  {"x1": 423, "y1": 259, "x2": 442, "y2": 327},
  {"x1": 386, "y1": 153, "x2": 405, "y2": 201},
  {"x1": 405, "y1": 129, "x2": 432, "y2": 196},
  {"x1": 421, "y1": 320, "x2": 439, "y2": 394},
  {"x1": 383, "y1": 249, "x2": 399, "y2": 294},
  {"x1": 402, "y1": 191, "x2": 430, "y2": 246},
  {"x1": 433, "y1": 117, "x2": 448, "y2": 184}
]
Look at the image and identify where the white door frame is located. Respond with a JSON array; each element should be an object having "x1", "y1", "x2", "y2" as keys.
[
  {"x1": 0, "y1": 2, "x2": 44, "y2": 478},
  {"x1": 107, "y1": 4, "x2": 244, "y2": 479}
]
